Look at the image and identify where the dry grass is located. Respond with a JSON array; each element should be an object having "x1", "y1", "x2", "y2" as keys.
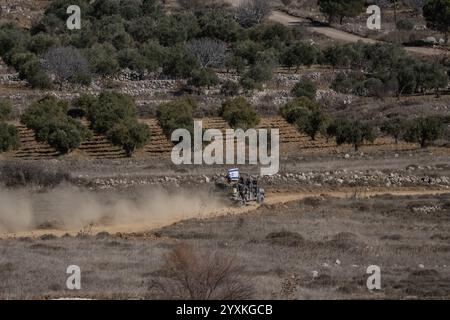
[{"x1": 0, "y1": 192, "x2": 449, "y2": 299}]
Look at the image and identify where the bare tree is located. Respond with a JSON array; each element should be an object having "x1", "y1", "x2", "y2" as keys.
[
  {"x1": 40, "y1": 46, "x2": 91, "y2": 84},
  {"x1": 150, "y1": 243, "x2": 253, "y2": 300},
  {"x1": 235, "y1": 0, "x2": 272, "y2": 27},
  {"x1": 186, "y1": 38, "x2": 227, "y2": 69}
]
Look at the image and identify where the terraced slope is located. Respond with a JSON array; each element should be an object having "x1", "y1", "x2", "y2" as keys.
[
  {"x1": 2, "y1": 117, "x2": 420, "y2": 160},
  {"x1": 139, "y1": 119, "x2": 173, "y2": 157},
  {"x1": 257, "y1": 116, "x2": 304, "y2": 144},
  {"x1": 197, "y1": 117, "x2": 235, "y2": 144},
  {"x1": 12, "y1": 122, "x2": 61, "y2": 160},
  {"x1": 79, "y1": 134, "x2": 128, "y2": 160}
]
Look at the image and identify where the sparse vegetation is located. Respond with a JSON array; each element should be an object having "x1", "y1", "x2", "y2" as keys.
[
  {"x1": 0, "y1": 161, "x2": 70, "y2": 187},
  {"x1": 1, "y1": 0, "x2": 450, "y2": 303}
]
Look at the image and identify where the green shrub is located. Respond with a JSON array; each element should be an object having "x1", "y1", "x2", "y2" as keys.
[
  {"x1": 117, "y1": 48, "x2": 146, "y2": 72},
  {"x1": 319, "y1": 0, "x2": 365, "y2": 24},
  {"x1": 196, "y1": 9, "x2": 241, "y2": 42},
  {"x1": 75, "y1": 91, "x2": 151, "y2": 155},
  {"x1": 163, "y1": 45, "x2": 199, "y2": 78},
  {"x1": 280, "y1": 97, "x2": 320, "y2": 124},
  {"x1": 281, "y1": 42, "x2": 320, "y2": 70},
  {"x1": 28, "y1": 33, "x2": 59, "y2": 54},
  {"x1": 0, "y1": 123, "x2": 20, "y2": 152},
  {"x1": 157, "y1": 97, "x2": 197, "y2": 137},
  {"x1": 188, "y1": 68, "x2": 219, "y2": 90},
  {"x1": 0, "y1": 99, "x2": 12, "y2": 121},
  {"x1": 330, "y1": 119, "x2": 376, "y2": 151},
  {"x1": 291, "y1": 79, "x2": 317, "y2": 99},
  {"x1": 221, "y1": 80, "x2": 240, "y2": 96},
  {"x1": 239, "y1": 76, "x2": 262, "y2": 92},
  {"x1": 404, "y1": 116, "x2": 445, "y2": 148},
  {"x1": 85, "y1": 91, "x2": 137, "y2": 134},
  {"x1": 381, "y1": 118, "x2": 407, "y2": 144},
  {"x1": 396, "y1": 19, "x2": 415, "y2": 31},
  {"x1": 21, "y1": 96, "x2": 90, "y2": 153},
  {"x1": 107, "y1": 120, "x2": 151, "y2": 156},
  {"x1": 140, "y1": 40, "x2": 167, "y2": 72},
  {"x1": 364, "y1": 77, "x2": 385, "y2": 98},
  {"x1": 233, "y1": 40, "x2": 265, "y2": 65},
  {"x1": 220, "y1": 97, "x2": 260, "y2": 130},
  {"x1": 296, "y1": 109, "x2": 328, "y2": 141},
  {"x1": 423, "y1": 0, "x2": 450, "y2": 44},
  {"x1": 85, "y1": 43, "x2": 120, "y2": 76},
  {"x1": 331, "y1": 71, "x2": 365, "y2": 95},
  {"x1": 9, "y1": 51, "x2": 52, "y2": 89},
  {"x1": 280, "y1": 97, "x2": 327, "y2": 140},
  {"x1": 224, "y1": 54, "x2": 247, "y2": 74},
  {"x1": 71, "y1": 93, "x2": 97, "y2": 118}
]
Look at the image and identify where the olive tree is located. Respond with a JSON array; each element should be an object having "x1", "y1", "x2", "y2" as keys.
[
  {"x1": 423, "y1": 0, "x2": 450, "y2": 43},
  {"x1": 381, "y1": 118, "x2": 407, "y2": 144},
  {"x1": 280, "y1": 97, "x2": 328, "y2": 140},
  {"x1": 220, "y1": 97, "x2": 260, "y2": 130},
  {"x1": 318, "y1": 0, "x2": 365, "y2": 24},
  {"x1": 331, "y1": 119, "x2": 376, "y2": 151},
  {"x1": 404, "y1": 116, "x2": 446, "y2": 148}
]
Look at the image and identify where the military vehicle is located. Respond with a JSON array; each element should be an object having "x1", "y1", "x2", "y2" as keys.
[{"x1": 215, "y1": 168, "x2": 265, "y2": 206}]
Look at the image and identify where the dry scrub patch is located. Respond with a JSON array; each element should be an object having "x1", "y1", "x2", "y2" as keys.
[{"x1": 4, "y1": 192, "x2": 447, "y2": 299}]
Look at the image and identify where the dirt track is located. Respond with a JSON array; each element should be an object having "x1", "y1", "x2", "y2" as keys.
[
  {"x1": 224, "y1": 0, "x2": 448, "y2": 57},
  {"x1": 3, "y1": 187, "x2": 449, "y2": 239},
  {"x1": 272, "y1": 10, "x2": 448, "y2": 56}
]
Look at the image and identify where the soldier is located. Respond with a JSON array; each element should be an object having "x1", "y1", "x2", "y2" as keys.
[
  {"x1": 238, "y1": 177, "x2": 246, "y2": 202},
  {"x1": 252, "y1": 178, "x2": 258, "y2": 195}
]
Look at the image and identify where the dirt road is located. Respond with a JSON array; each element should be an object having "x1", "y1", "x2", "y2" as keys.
[
  {"x1": 225, "y1": 0, "x2": 448, "y2": 57},
  {"x1": 270, "y1": 11, "x2": 447, "y2": 56},
  {"x1": 2, "y1": 187, "x2": 448, "y2": 239}
]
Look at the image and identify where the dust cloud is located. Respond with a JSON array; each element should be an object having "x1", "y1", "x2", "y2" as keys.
[
  {"x1": 0, "y1": 186, "x2": 225, "y2": 234},
  {"x1": 0, "y1": 189, "x2": 33, "y2": 233}
]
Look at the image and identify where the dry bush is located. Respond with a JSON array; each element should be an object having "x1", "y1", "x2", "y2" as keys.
[
  {"x1": 0, "y1": 161, "x2": 71, "y2": 188},
  {"x1": 150, "y1": 243, "x2": 253, "y2": 300},
  {"x1": 236, "y1": 0, "x2": 272, "y2": 27},
  {"x1": 186, "y1": 38, "x2": 227, "y2": 69},
  {"x1": 265, "y1": 231, "x2": 305, "y2": 247}
]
